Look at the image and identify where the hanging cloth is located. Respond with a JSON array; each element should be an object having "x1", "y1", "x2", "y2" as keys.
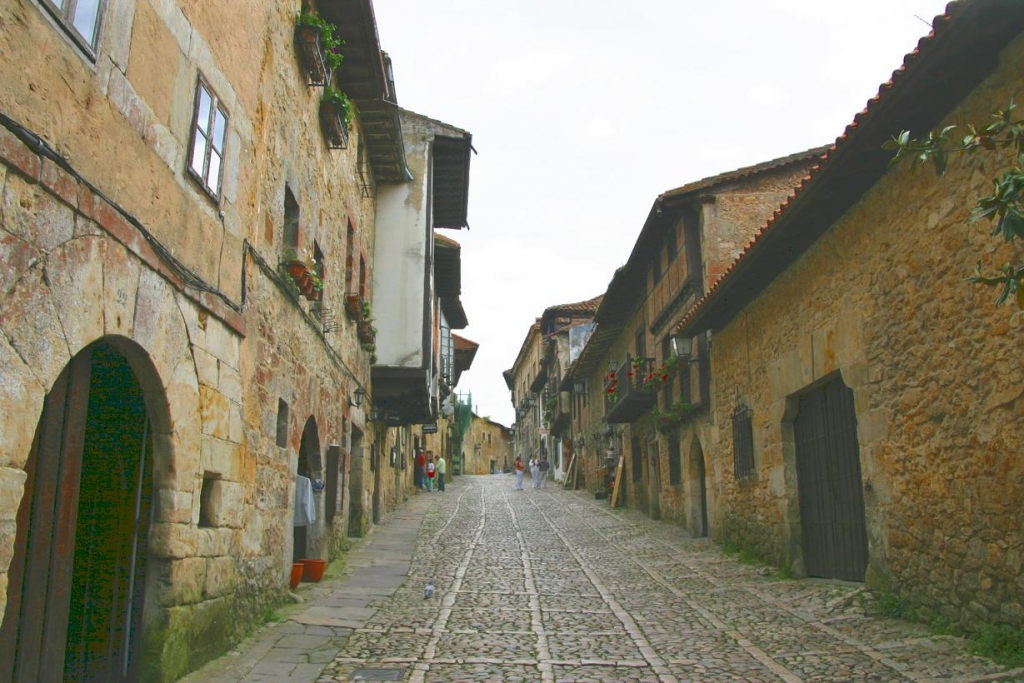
[{"x1": 293, "y1": 475, "x2": 316, "y2": 526}]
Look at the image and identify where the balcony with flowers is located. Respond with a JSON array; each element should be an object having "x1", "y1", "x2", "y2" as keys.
[{"x1": 603, "y1": 354, "x2": 658, "y2": 424}]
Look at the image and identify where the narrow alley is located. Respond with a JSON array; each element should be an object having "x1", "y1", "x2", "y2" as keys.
[{"x1": 185, "y1": 476, "x2": 1018, "y2": 683}]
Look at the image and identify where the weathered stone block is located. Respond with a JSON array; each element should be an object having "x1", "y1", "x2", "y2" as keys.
[
  {"x1": 47, "y1": 236, "x2": 105, "y2": 355},
  {"x1": 0, "y1": 128, "x2": 40, "y2": 181},
  {"x1": 0, "y1": 340, "x2": 44, "y2": 470},
  {"x1": 203, "y1": 556, "x2": 236, "y2": 599},
  {"x1": 2, "y1": 173, "x2": 74, "y2": 252},
  {"x1": 196, "y1": 526, "x2": 233, "y2": 557},
  {"x1": 199, "y1": 385, "x2": 231, "y2": 440},
  {"x1": 0, "y1": 466, "x2": 27, "y2": 523},
  {"x1": 158, "y1": 557, "x2": 207, "y2": 607},
  {"x1": 156, "y1": 488, "x2": 194, "y2": 524},
  {"x1": 205, "y1": 318, "x2": 240, "y2": 370},
  {"x1": 149, "y1": 522, "x2": 197, "y2": 559},
  {"x1": 219, "y1": 362, "x2": 242, "y2": 405},
  {"x1": 201, "y1": 434, "x2": 239, "y2": 479}
]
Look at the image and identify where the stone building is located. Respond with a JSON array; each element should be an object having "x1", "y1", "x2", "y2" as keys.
[
  {"x1": 673, "y1": 0, "x2": 1024, "y2": 627},
  {"x1": 507, "y1": 322, "x2": 543, "y2": 465},
  {"x1": 0, "y1": 0, "x2": 475, "y2": 679},
  {"x1": 565, "y1": 149, "x2": 824, "y2": 516},
  {"x1": 529, "y1": 296, "x2": 602, "y2": 482},
  {"x1": 461, "y1": 415, "x2": 513, "y2": 475}
]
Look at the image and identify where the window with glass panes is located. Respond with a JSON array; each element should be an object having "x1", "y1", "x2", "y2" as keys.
[
  {"x1": 188, "y1": 78, "x2": 228, "y2": 199},
  {"x1": 42, "y1": 0, "x2": 105, "y2": 55}
]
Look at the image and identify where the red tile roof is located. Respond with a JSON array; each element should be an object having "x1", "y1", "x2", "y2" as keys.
[{"x1": 675, "y1": 0, "x2": 1024, "y2": 337}]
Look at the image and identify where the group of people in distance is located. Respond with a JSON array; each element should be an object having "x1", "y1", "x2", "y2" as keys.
[
  {"x1": 514, "y1": 454, "x2": 549, "y2": 490},
  {"x1": 414, "y1": 450, "x2": 445, "y2": 492}
]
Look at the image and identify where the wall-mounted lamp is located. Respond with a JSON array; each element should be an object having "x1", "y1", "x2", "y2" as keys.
[
  {"x1": 576, "y1": 434, "x2": 585, "y2": 448},
  {"x1": 351, "y1": 386, "x2": 366, "y2": 407},
  {"x1": 672, "y1": 334, "x2": 694, "y2": 361},
  {"x1": 574, "y1": 380, "x2": 586, "y2": 394},
  {"x1": 369, "y1": 405, "x2": 382, "y2": 421},
  {"x1": 608, "y1": 358, "x2": 618, "y2": 373}
]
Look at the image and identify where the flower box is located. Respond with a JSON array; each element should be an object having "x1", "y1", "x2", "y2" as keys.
[
  {"x1": 319, "y1": 100, "x2": 349, "y2": 149},
  {"x1": 294, "y1": 24, "x2": 329, "y2": 86},
  {"x1": 357, "y1": 321, "x2": 375, "y2": 345},
  {"x1": 344, "y1": 295, "x2": 363, "y2": 320}
]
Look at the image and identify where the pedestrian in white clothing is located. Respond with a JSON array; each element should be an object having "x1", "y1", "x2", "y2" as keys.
[
  {"x1": 529, "y1": 456, "x2": 540, "y2": 489},
  {"x1": 514, "y1": 456, "x2": 525, "y2": 490}
]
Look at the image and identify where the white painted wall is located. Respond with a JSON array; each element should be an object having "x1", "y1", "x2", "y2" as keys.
[{"x1": 373, "y1": 121, "x2": 433, "y2": 369}]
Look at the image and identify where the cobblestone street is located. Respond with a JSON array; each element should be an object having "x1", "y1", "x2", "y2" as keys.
[{"x1": 314, "y1": 475, "x2": 1020, "y2": 683}]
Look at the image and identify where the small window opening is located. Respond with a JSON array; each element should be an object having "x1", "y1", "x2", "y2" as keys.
[
  {"x1": 276, "y1": 399, "x2": 289, "y2": 448},
  {"x1": 198, "y1": 472, "x2": 222, "y2": 528}
]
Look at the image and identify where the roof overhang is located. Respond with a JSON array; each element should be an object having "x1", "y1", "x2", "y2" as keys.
[
  {"x1": 432, "y1": 134, "x2": 473, "y2": 229},
  {"x1": 452, "y1": 333, "x2": 479, "y2": 386},
  {"x1": 321, "y1": 0, "x2": 409, "y2": 183},
  {"x1": 435, "y1": 232, "x2": 468, "y2": 329}
]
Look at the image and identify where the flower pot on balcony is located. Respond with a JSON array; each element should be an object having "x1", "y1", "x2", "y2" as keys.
[
  {"x1": 319, "y1": 99, "x2": 349, "y2": 149},
  {"x1": 300, "y1": 558, "x2": 327, "y2": 582},
  {"x1": 290, "y1": 562, "x2": 304, "y2": 589},
  {"x1": 287, "y1": 260, "x2": 307, "y2": 278},
  {"x1": 345, "y1": 295, "x2": 362, "y2": 320},
  {"x1": 294, "y1": 24, "x2": 329, "y2": 86},
  {"x1": 357, "y1": 321, "x2": 375, "y2": 345}
]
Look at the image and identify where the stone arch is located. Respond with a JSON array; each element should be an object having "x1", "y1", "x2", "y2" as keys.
[
  {"x1": 684, "y1": 432, "x2": 711, "y2": 538},
  {"x1": 0, "y1": 231, "x2": 203, "y2": 679},
  {"x1": 294, "y1": 416, "x2": 324, "y2": 562}
]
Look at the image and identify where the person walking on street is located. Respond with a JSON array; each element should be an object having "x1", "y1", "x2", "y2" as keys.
[
  {"x1": 436, "y1": 454, "x2": 446, "y2": 492},
  {"x1": 538, "y1": 454, "x2": 550, "y2": 488},
  {"x1": 529, "y1": 455, "x2": 540, "y2": 489},
  {"x1": 426, "y1": 455, "x2": 436, "y2": 492},
  {"x1": 514, "y1": 456, "x2": 525, "y2": 490},
  {"x1": 416, "y1": 450, "x2": 426, "y2": 489}
]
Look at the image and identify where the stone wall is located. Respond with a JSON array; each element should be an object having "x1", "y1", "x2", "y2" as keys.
[
  {"x1": 703, "y1": 35, "x2": 1024, "y2": 628},
  {"x1": 0, "y1": 0, "x2": 382, "y2": 679},
  {"x1": 463, "y1": 417, "x2": 512, "y2": 475}
]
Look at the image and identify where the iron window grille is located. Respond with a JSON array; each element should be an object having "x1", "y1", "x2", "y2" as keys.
[
  {"x1": 187, "y1": 77, "x2": 228, "y2": 200},
  {"x1": 732, "y1": 404, "x2": 755, "y2": 479}
]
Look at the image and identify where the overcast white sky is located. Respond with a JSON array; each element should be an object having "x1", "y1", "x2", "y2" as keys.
[{"x1": 372, "y1": 0, "x2": 952, "y2": 427}]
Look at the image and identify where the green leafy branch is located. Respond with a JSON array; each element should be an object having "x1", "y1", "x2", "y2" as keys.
[
  {"x1": 883, "y1": 100, "x2": 1024, "y2": 308},
  {"x1": 297, "y1": 12, "x2": 345, "y2": 72},
  {"x1": 322, "y1": 86, "x2": 354, "y2": 126}
]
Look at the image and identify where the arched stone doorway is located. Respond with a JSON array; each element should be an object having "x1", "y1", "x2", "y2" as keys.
[
  {"x1": 687, "y1": 437, "x2": 709, "y2": 538},
  {"x1": 0, "y1": 340, "x2": 161, "y2": 682},
  {"x1": 294, "y1": 417, "x2": 322, "y2": 563}
]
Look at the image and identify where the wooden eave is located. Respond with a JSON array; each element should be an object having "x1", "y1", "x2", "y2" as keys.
[
  {"x1": 320, "y1": 0, "x2": 408, "y2": 183},
  {"x1": 432, "y1": 134, "x2": 473, "y2": 229}
]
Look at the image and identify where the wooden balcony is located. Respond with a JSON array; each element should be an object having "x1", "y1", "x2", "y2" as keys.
[{"x1": 604, "y1": 354, "x2": 657, "y2": 424}]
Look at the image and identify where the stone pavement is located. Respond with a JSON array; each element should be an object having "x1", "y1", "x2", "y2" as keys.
[{"x1": 184, "y1": 475, "x2": 1024, "y2": 682}]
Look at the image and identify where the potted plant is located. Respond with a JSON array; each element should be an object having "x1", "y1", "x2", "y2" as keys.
[
  {"x1": 652, "y1": 400, "x2": 697, "y2": 434},
  {"x1": 358, "y1": 320, "x2": 376, "y2": 345},
  {"x1": 344, "y1": 294, "x2": 362, "y2": 320},
  {"x1": 320, "y1": 86, "x2": 353, "y2": 149},
  {"x1": 295, "y1": 12, "x2": 344, "y2": 85}
]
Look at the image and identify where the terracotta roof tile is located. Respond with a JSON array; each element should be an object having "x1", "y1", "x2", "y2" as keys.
[{"x1": 674, "y1": 0, "x2": 1021, "y2": 336}]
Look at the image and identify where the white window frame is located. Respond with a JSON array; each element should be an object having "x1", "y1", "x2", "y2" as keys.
[
  {"x1": 187, "y1": 76, "x2": 228, "y2": 201},
  {"x1": 40, "y1": 0, "x2": 105, "y2": 57}
]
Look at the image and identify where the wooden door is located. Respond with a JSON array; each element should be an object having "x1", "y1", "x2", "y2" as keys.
[
  {"x1": 794, "y1": 377, "x2": 869, "y2": 581},
  {"x1": 0, "y1": 343, "x2": 153, "y2": 682}
]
